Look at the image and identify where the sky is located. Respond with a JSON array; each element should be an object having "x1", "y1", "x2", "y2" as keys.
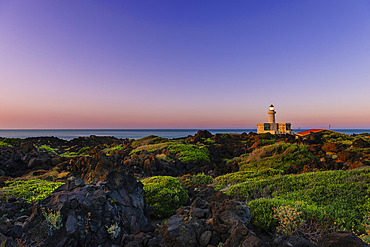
[{"x1": 0, "y1": 0, "x2": 370, "y2": 129}]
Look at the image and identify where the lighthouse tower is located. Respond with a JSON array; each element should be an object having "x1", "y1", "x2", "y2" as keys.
[
  {"x1": 256, "y1": 104, "x2": 294, "y2": 134},
  {"x1": 268, "y1": 104, "x2": 276, "y2": 123}
]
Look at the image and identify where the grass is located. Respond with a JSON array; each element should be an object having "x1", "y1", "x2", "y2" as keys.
[
  {"x1": 323, "y1": 131, "x2": 370, "y2": 145},
  {"x1": 226, "y1": 168, "x2": 370, "y2": 234},
  {"x1": 347, "y1": 147, "x2": 370, "y2": 154},
  {"x1": 178, "y1": 173, "x2": 214, "y2": 188},
  {"x1": 132, "y1": 135, "x2": 169, "y2": 148},
  {"x1": 61, "y1": 146, "x2": 90, "y2": 157},
  {"x1": 38, "y1": 145, "x2": 56, "y2": 153},
  {"x1": 240, "y1": 142, "x2": 315, "y2": 173},
  {"x1": 0, "y1": 141, "x2": 11, "y2": 147},
  {"x1": 0, "y1": 179, "x2": 64, "y2": 203},
  {"x1": 213, "y1": 169, "x2": 283, "y2": 191},
  {"x1": 204, "y1": 138, "x2": 215, "y2": 144},
  {"x1": 104, "y1": 145, "x2": 124, "y2": 156},
  {"x1": 168, "y1": 143, "x2": 210, "y2": 163},
  {"x1": 0, "y1": 138, "x2": 22, "y2": 146},
  {"x1": 130, "y1": 141, "x2": 210, "y2": 163}
]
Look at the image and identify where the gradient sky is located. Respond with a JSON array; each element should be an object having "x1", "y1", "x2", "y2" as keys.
[{"x1": 1, "y1": 0, "x2": 370, "y2": 129}]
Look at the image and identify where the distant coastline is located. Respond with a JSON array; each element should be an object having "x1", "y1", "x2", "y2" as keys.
[{"x1": 0, "y1": 129, "x2": 369, "y2": 140}]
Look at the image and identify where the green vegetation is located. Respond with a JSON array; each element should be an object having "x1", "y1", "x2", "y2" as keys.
[
  {"x1": 142, "y1": 176, "x2": 189, "y2": 218},
  {"x1": 130, "y1": 141, "x2": 210, "y2": 163},
  {"x1": 348, "y1": 147, "x2": 370, "y2": 154},
  {"x1": 204, "y1": 138, "x2": 215, "y2": 144},
  {"x1": 62, "y1": 146, "x2": 90, "y2": 157},
  {"x1": 0, "y1": 179, "x2": 64, "y2": 203},
  {"x1": 214, "y1": 169, "x2": 283, "y2": 191},
  {"x1": 0, "y1": 138, "x2": 22, "y2": 147},
  {"x1": 38, "y1": 145, "x2": 56, "y2": 153},
  {"x1": 323, "y1": 131, "x2": 370, "y2": 145},
  {"x1": 104, "y1": 145, "x2": 124, "y2": 156},
  {"x1": 225, "y1": 154, "x2": 249, "y2": 167},
  {"x1": 240, "y1": 142, "x2": 315, "y2": 173},
  {"x1": 0, "y1": 141, "x2": 11, "y2": 147},
  {"x1": 258, "y1": 133, "x2": 277, "y2": 146},
  {"x1": 130, "y1": 142, "x2": 173, "y2": 154},
  {"x1": 106, "y1": 223, "x2": 121, "y2": 239},
  {"x1": 169, "y1": 143, "x2": 210, "y2": 163},
  {"x1": 132, "y1": 135, "x2": 169, "y2": 148},
  {"x1": 179, "y1": 173, "x2": 214, "y2": 188},
  {"x1": 322, "y1": 132, "x2": 353, "y2": 144},
  {"x1": 42, "y1": 208, "x2": 63, "y2": 235},
  {"x1": 226, "y1": 168, "x2": 370, "y2": 234},
  {"x1": 248, "y1": 198, "x2": 279, "y2": 231}
]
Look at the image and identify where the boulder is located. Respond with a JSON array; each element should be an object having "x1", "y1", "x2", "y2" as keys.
[
  {"x1": 317, "y1": 231, "x2": 368, "y2": 247},
  {"x1": 273, "y1": 235, "x2": 314, "y2": 247},
  {"x1": 161, "y1": 216, "x2": 197, "y2": 247},
  {"x1": 210, "y1": 200, "x2": 251, "y2": 234},
  {"x1": 224, "y1": 221, "x2": 267, "y2": 247}
]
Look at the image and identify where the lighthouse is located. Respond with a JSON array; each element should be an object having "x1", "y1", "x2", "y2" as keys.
[
  {"x1": 268, "y1": 104, "x2": 276, "y2": 123},
  {"x1": 257, "y1": 105, "x2": 294, "y2": 134}
]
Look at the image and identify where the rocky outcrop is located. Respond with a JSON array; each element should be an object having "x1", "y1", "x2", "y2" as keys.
[
  {"x1": 20, "y1": 172, "x2": 152, "y2": 247},
  {"x1": 0, "y1": 145, "x2": 54, "y2": 177},
  {"x1": 322, "y1": 142, "x2": 344, "y2": 153},
  {"x1": 352, "y1": 139, "x2": 370, "y2": 148},
  {"x1": 159, "y1": 186, "x2": 261, "y2": 247}
]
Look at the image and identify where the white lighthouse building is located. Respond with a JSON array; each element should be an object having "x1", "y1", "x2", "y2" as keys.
[{"x1": 257, "y1": 105, "x2": 294, "y2": 134}]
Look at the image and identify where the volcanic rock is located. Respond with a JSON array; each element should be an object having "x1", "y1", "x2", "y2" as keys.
[
  {"x1": 317, "y1": 231, "x2": 368, "y2": 247},
  {"x1": 21, "y1": 172, "x2": 151, "y2": 247}
]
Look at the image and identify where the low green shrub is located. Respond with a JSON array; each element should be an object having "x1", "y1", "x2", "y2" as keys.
[
  {"x1": 179, "y1": 173, "x2": 214, "y2": 188},
  {"x1": 214, "y1": 168, "x2": 283, "y2": 191},
  {"x1": 0, "y1": 141, "x2": 11, "y2": 147},
  {"x1": 322, "y1": 131, "x2": 370, "y2": 145},
  {"x1": 104, "y1": 145, "x2": 124, "y2": 155},
  {"x1": 132, "y1": 135, "x2": 169, "y2": 148},
  {"x1": 227, "y1": 169, "x2": 370, "y2": 234},
  {"x1": 0, "y1": 179, "x2": 64, "y2": 203},
  {"x1": 62, "y1": 146, "x2": 90, "y2": 157},
  {"x1": 348, "y1": 147, "x2": 370, "y2": 154},
  {"x1": 240, "y1": 142, "x2": 315, "y2": 173},
  {"x1": 169, "y1": 143, "x2": 210, "y2": 163},
  {"x1": 0, "y1": 138, "x2": 21, "y2": 146},
  {"x1": 204, "y1": 138, "x2": 215, "y2": 144},
  {"x1": 322, "y1": 132, "x2": 354, "y2": 144},
  {"x1": 191, "y1": 173, "x2": 214, "y2": 185},
  {"x1": 38, "y1": 145, "x2": 56, "y2": 153},
  {"x1": 142, "y1": 176, "x2": 189, "y2": 218},
  {"x1": 131, "y1": 142, "x2": 210, "y2": 163},
  {"x1": 248, "y1": 198, "x2": 279, "y2": 231}
]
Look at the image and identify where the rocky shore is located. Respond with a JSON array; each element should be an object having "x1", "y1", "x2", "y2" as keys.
[{"x1": 0, "y1": 130, "x2": 369, "y2": 246}]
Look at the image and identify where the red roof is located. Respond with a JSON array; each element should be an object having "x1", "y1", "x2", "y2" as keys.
[{"x1": 296, "y1": 129, "x2": 327, "y2": 136}]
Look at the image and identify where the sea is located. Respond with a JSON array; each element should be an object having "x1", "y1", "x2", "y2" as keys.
[{"x1": 0, "y1": 129, "x2": 369, "y2": 141}]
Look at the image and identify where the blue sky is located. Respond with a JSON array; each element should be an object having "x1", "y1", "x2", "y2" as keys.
[{"x1": 0, "y1": 0, "x2": 369, "y2": 128}]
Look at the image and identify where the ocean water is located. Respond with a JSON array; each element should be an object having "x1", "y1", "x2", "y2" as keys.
[{"x1": 0, "y1": 129, "x2": 369, "y2": 141}]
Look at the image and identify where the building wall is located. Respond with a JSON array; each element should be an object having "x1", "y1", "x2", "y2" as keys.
[{"x1": 257, "y1": 122, "x2": 293, "y2": 134}]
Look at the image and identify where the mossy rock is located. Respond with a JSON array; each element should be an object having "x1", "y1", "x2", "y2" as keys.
[{"x1": 142, "y1": 176, "x2": 189, "y2": 218}]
